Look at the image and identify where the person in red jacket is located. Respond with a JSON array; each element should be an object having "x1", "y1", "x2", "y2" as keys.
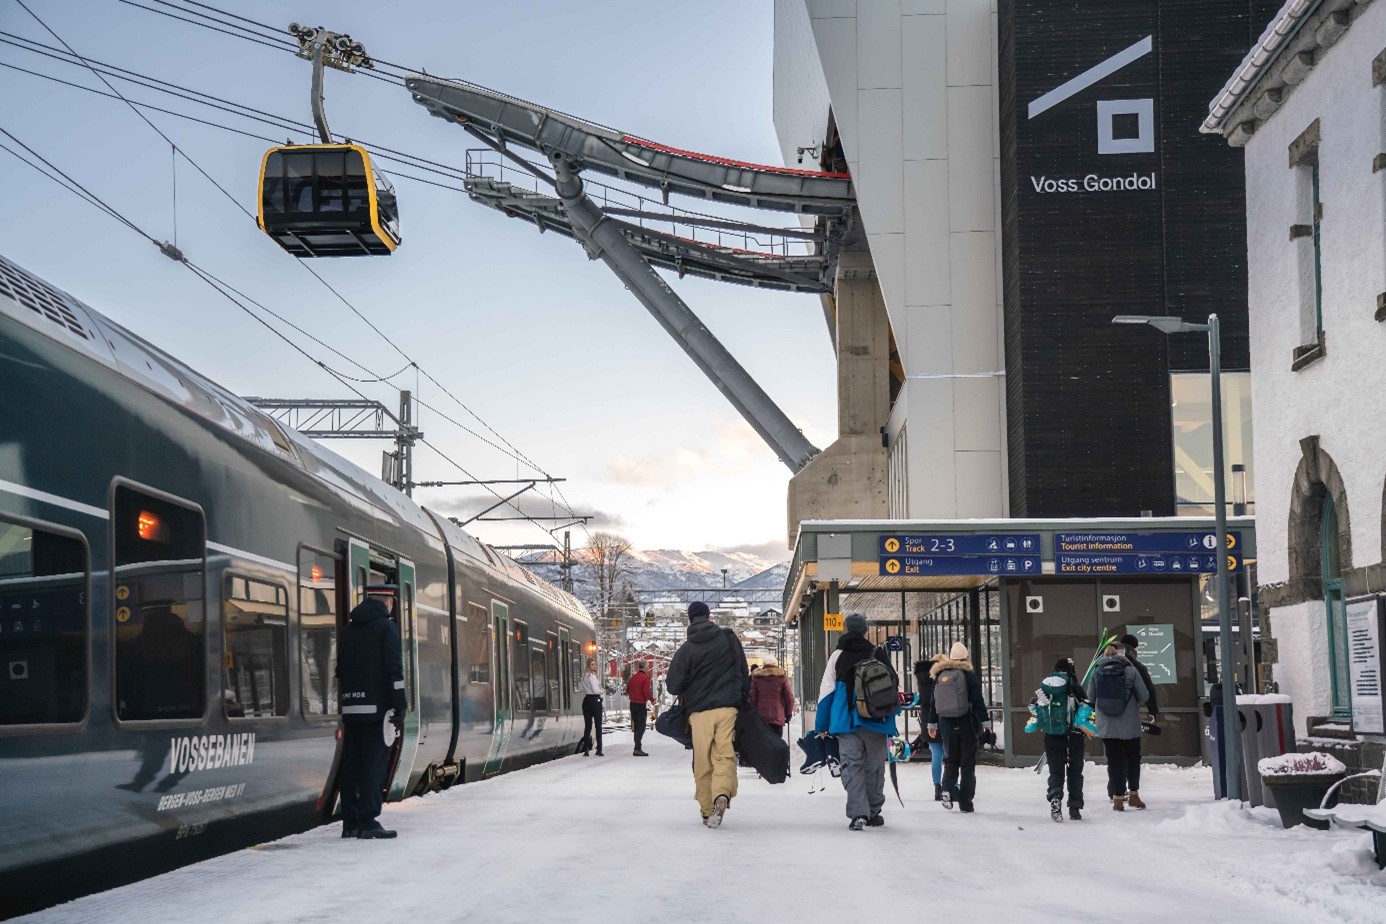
[
  {"x1": 749, "y1": 657, "x2": 795, "y2": 738},
  {"x1": 625, "y1": 661, "x2": 654, "y2": 756}
]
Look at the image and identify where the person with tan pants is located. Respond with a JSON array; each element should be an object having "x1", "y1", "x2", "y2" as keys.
[{"x1": 666, "y1": 601, "x2": 749, "y2": 828}]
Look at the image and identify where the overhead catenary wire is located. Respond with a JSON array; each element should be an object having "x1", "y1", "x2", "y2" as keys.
[
  {"x1": 0, "y1": 124, "x2": 556, "y2": 535},
  {"x1": 0, "y1": 53, "x2": 562, "y2": 477},
  {"x1": 6, "y1": 3, "x2": 593, "y2": 542}
]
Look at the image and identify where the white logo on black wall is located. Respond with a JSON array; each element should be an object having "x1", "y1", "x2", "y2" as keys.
[{"x1": 1027, "y1": 35, "x2": 1156, "y2": 193}]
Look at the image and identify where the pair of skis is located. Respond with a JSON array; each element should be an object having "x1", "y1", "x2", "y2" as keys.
[{"x1": 1033, "y1": 629, "x2": 1120, "y2": 775}]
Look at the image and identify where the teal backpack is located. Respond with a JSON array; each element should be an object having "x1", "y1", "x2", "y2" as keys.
[{"x1": 1033, "y1": 673, "x2": 1074, "y2": 736}]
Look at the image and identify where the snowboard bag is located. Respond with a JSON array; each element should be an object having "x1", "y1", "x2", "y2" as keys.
[
  {"x1": 654, "y1": 703, "x2": 693, "y2": 749},
  {"x1": 735, "y1": 701, "x2": 790, "y2": 784}
]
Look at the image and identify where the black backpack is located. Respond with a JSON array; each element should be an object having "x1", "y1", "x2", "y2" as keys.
[
  {"x1": 853, "y1": 657, "x2": 900, "y2": 720},
  {"x1": 1092, "y1": 660, "x2": 1131, "y2": 716}
]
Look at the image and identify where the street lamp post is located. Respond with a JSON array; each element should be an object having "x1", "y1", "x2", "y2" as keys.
[{"x1": 1112, "y1": 312, "x2": 1241, "y2": 802}]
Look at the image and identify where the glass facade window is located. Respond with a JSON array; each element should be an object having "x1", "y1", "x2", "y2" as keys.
[
  {"x1": 298, "y1": 547, "x2": 338, "y2": 718},
  {"x1": 112, "y1": 486, "x2": 206, "y2": 722},
  {"x1": 1171, "y1": 372, "x2": 1254, "y2": 516},
  {"x1": 0, "y1": 518, "x2": 87, "y2": 725},
  {"x1": 224, "y1": 575, "x2": 289, "y2": 718}
]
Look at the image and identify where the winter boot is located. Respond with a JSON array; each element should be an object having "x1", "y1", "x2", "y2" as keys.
[
  {"x1": 633, "y1": 749, "x2": 649, "y2": 757},
  {"x1": 1127, "y1": 791, "x2": 1146, "y2": 810},
  {"x1": 867, "y1": 813, "x2": 885, "y2": 827},
  {"x1": 959, "y1": 802, "x2": 975, "y2": 813},
  {"x1": 941, "y1": 788, "x2": 954, "y2": 810},
  {"x1": 341, "y1": 823, "x2": 359, "y2": 839},
  {"x1": 1050, "y1": 796, "x2": 1063, "y2": 823},
  {"x1": 1069, "y1": 806, "x2": 1082, "y2": 821},
  {"x1": 356, "y1": 822, "x2": 397, "y2": 839},
  {"x1": 934, "y1": 784, "x2": 943, "y2": 802},
  {"x1": 1112, "y1": 795, "x2": 1125, "y2": 812},
  {"x1": 849, "y1": 816, "x2": 868, "y2": 831},
  {"x1": 705, "y1": 794, "x2": 730, "y2": 829}
]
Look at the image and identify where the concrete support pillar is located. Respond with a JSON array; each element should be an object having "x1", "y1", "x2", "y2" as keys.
[{"x1": 787, "y1": 253, "x2": 890, "y2": 546}]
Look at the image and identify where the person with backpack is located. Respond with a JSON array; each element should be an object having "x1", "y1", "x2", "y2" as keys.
[
  {"x1": 913, "y1": 654, "x2": 946, "y2": 801},
  {"x1": 927, "y1": 641, "x2": 990, "y2": 813},
  {"x1": 814, "y1": 613, "x2": 900, "y2": 830},
  {"x1": 1120, "y1": 633, "x2": 1159, "y2": 807},
  {"x1": 1031, "y1": 657, "x2": 1089, "y2": 822},
  {"x1": 1085, "y1": 644, "x2": 1151, "y2": 811},
  {"x1": 665, "y1": 601, "x2": 750, "y2": 828}
]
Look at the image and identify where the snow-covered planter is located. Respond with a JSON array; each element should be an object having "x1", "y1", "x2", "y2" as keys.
[
  {"x1": 1257, "y1": 752, "x2": 1347, "y2": 829},
  {"x1": 1257, "y1": 752, "x2": 1347, "y2": 776}
]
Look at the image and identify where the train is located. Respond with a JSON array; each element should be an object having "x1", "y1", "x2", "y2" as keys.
[{"x1": 0, "y1": 253, "x2": 596, "y2": 917}]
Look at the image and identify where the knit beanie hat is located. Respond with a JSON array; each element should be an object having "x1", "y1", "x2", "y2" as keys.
[
  {"x1": 949, "y1": 641, "x2": 969, "y2": 660},
  {"x1": 843, "y1": 612, "x2": 868, "y2": 635},
  {"x1": 1120, "y1": 634, "x2": 1140, "y2": 650},
  {"x1": 687, "y1": 600, "x2": 710, "y2": 621}
]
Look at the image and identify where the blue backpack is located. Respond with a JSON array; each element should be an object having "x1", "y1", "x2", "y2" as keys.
[{"x1": 1092, "y1": 660, "x2": 1130, "y2": 716}]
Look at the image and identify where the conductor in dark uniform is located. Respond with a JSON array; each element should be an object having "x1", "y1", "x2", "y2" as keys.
[{"x1": 337, "y1": 584, "x2": 407, "y2": 839}]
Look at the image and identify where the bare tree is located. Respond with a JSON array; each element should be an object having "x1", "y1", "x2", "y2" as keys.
[{"x1": 582, "y1": 531, "x2": 633, "y2": 619}]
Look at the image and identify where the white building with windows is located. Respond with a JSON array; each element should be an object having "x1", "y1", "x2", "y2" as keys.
[{"x1": 1204, "y1": 0, "x2": 1386, "y2": 739}]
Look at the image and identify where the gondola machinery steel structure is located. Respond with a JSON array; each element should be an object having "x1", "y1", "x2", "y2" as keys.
[
  {"x1": 404, "y1": 75, "x2": 860, "y2": 472},
  {"x1": 257, "y1": 25, "x2": 401, "y2": 257}
]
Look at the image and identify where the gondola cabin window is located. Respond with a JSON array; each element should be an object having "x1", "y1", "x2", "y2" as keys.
[
  {"x1": 223, "y1": 576, "x2": 289, "y2": 718},
  {"x1": 112, "y1": 486, "x2": 206, "y2": 722},
  {"x1": 298, "y1": 547, "x2": 338, "y2": 717},
  {"x1": 0, "y1": 517, "x2": 87, "y2": 726}
]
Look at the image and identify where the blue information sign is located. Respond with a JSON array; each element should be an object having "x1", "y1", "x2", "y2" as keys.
[
  {"x1": 885, "y1": 635, "x2": 905, "y2": 652},
  {"x1": 1055, "y1": 553, "x2": 1242, "y2": 575},
  {"x1": 879, "y1": 554, "x2": 1041, "y2": 577},
  {"x1": 880, "y1": 534, "x2": 1041, "y2": 556},
  {"x1": 1055, "y1": 531, "x2": 1243, "y2": 555}
]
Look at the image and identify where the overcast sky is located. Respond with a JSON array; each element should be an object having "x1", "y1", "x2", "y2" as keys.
[{"x1": 0, "y1": 0, "x2": 837, "y2": 560}]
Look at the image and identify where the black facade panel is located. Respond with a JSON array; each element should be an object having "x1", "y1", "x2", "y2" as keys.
[{"x1": 999, "y1": 1, "x2": 1272, "y2": 518}]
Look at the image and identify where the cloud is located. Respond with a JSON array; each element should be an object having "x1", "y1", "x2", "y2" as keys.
[
  {"x1": 422, "y1": 492, "x2": 625, "y2": 529},
  {"x1": 605, "y1": 421, "x2": 769, "y2": 488},
  {"x1": 714, "y1": 539, "x2": 793, "y2": 561}
]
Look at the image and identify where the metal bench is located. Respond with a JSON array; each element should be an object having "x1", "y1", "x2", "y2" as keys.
[{"x1": 1303, "y1": 756, "x2": 1386, "y2": 868}]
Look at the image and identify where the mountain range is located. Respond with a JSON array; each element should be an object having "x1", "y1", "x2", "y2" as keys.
[{"x1": 520, "y1": 547, "x2": 790, "y2": 606}]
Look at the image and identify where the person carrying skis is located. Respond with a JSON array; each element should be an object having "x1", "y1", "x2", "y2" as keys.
[
  {"x1": 1032, "y1": 657, "x2": 1089, "y2": 821},
  {"x1": 927, "y1": 642, "x2": 991, "y2": 814},
  {"x1": 913, "y1": 654, "x2": 946, "y2": 801},
  {"x1": 815, "y1": 613, "x2": 900, "y2": 830},
  {"x1": 1086, "y1": 644, "x2": 1151, "y2": 811}
]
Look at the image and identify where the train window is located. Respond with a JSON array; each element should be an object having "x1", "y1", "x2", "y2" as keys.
[
  {"x1": 0, "y1": 517, "x2": 87, "y2": 726},
  {"x1": 467, "y1": 602, "x2": 489, "y2": 683},
  {"x1": 511, "y1": 620, "x2": 530, "y2": 712},
  {"x1": 546, "y1": 633, "x2": 559, "y2": 712},
  {"x1": 571, "y1": 648, "x2": 582, "y2": 694},
  {"x1": 299, "y1": 547, "x2": 339, "y2": 717},
  {"x1": 112, "y1": 485, "x2": 206, "y2": 722},
  {"x1": 223, "y1": 575, "x2": 289, "y2": 718},
  {"x1": 530, "y1": 649, "x2": 548, "y2": 712}
]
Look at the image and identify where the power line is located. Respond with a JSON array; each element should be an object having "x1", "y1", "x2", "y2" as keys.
[
  {"x1": 6, "y1": 4, "x2": 594, "y2": 543},
  {"x1": 0, "y1": 123, "x2": 562, "y2": 537}
]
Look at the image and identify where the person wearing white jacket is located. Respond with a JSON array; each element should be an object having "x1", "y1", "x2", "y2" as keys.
[{"x1": 581, "y1": 659, "x2": 604, "y2": 756}]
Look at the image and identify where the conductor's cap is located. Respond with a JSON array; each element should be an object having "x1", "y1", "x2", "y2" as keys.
[{"x1": 365, "y1": 583, "x2": 399, "y2": 596}]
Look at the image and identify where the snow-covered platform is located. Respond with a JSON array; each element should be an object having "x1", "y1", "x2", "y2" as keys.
[{"x1": 18, "y1": 728, "x2": 1386, "y2": 924}]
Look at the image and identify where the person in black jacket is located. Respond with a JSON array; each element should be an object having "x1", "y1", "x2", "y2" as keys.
[
  {"x1": 665, "y1": 600, "x2": 749, "y2": 828},
  {"x1": 337, "y1": 585, "x2": 407, "y2": 839},
  {"x1": 926, "y1": 641, "x2": 992, "y2": 813},
  {"x1": 1119, "y1": 634, "x2": 1159, "y2": 809},
  {"x1": 1035, "y1": 657, "x2": 1089, "y2": 821},
  {"x1": 913, "y1": 654, "x2": 945, "y2": 801}
]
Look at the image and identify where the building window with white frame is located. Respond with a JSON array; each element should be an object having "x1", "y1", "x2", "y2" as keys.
[{"x1": 1289, "y1": 119, "x2": 1324, "y2": 369}]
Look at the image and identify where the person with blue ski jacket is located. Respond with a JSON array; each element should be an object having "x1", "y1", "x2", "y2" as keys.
[{"x1": 814, "y1": 614, "x2": 900, "y2": 830}]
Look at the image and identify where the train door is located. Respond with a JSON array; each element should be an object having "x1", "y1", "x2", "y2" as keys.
[
  {"x1": 558, "y1": 628, "x2": 572, "y2": 743},
  {"x1": 482, "y1": 601, "x2": 511, "y2": 776},
  {"x1": 385, "y1": 558, "x2": 419, "y2": 799}
]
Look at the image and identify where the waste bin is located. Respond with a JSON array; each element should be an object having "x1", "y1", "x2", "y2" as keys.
[
  {"x1": 1244, "y1": 693, "x2": 1295, "y2": 808},
  {"x1": 1202, "y1": 684, "x2": 1249, "y2": 800},
  {"x1": 1202, "y1": 691, "x2": 1296, "y2": 804}
]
